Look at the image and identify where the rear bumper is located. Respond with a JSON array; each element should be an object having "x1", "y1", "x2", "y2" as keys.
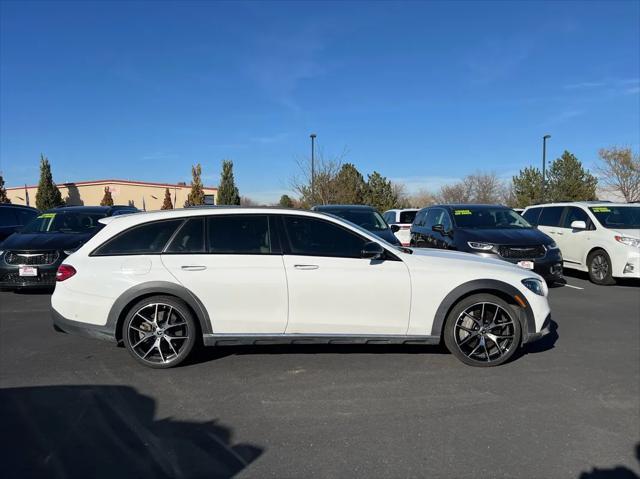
[{"x1": 51, "y1": 307, "x2": 117, "y2": 343}]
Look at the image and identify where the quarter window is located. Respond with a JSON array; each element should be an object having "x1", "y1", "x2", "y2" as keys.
[
  {"x1": 93, "y1": 219, "x2": 183, "y2": 255},
  {"x1": 208, "y1": 215, "x2": 271, "y2": 254},
  {"x1": 538, "y1": 207, "x2": 565, "y2": 227},
  {"x1": 283, "y1": 216, "x2": 366, "y2": 258},
  {"x1": 165, "y1": 218, "x2": 205, "y2": 253}
]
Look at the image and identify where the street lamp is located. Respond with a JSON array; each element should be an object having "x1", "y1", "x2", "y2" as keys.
[
  {"x1": 541, "y1": 134, "x2": 551, "y2": 203},
  {"x1": 310, "y1": 133, "x2": 317, "y2": 201}
]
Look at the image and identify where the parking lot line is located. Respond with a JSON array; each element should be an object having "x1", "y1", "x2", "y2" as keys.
[{"x1": 563, "y1": 283, "x2": 584, "y2": 290}]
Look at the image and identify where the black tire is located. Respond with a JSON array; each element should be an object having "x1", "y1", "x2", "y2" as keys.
[
  {"x1": 443, "y1": 293, "x2": 522, "y2": 367},
  {"x1": 587, "y1": 249, "x2": 616, "y2": 285},
  {"x1": 122, "y1": 295, "x2": 197, "y2": 368}
]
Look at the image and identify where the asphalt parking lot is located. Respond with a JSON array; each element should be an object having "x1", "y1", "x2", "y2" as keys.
[{"x1": 1, "y1": 272, "x2": 639, "y2": 479}]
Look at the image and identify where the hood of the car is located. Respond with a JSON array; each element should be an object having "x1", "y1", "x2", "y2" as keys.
[
  {"x1": 0, "y1": 232, "x2": 93, "y2": 251},
  {"x1": 455, "y1": 228, "x2": 552, "y2": 245}
]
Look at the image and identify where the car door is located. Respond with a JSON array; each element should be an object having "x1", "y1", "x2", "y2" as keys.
[
  {"x1": 557, "y1": 206, "x2": 593, "y2": 266},
  {"x1": 280, "y1": 215, "x2": 411, "y2": 335},
  {"x1": 160, "y1": 215, "x2": 288, "y2": 334}
]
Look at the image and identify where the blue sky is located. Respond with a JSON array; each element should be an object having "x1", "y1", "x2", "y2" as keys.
[{"x1": 1, "y1": 0, "x2": 639, "y2": 203}]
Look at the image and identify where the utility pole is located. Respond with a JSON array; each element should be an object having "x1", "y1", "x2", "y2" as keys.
[
  {"x1": 310, "y1": 133, "x2": 317, "y2": 202},
  {"x1": 541, "y1": 134, "x2": 551, "y2": 203}
]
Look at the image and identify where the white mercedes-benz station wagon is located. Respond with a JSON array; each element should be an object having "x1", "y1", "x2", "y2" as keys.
[{"x1": 51, "y1": 208, "x2": 552, "y2": 368}]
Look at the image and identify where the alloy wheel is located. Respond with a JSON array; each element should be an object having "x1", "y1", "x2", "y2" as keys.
[
  {"x1": 453, "y1": 302, "x2": 516, "y2": 363},
  {"x1": 591, "y1": 254, "x2": 609, "y2": 282},
  {"x1": 127, "y1": 303, "x2": 190, "y2": 365}
]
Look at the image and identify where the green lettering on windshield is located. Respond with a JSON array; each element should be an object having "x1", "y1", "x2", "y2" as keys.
[{"x1": 454, "y1": 209, "x2": 472, "y2": 215}]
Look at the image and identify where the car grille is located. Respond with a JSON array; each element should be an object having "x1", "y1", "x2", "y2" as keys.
[
  {"x1": 0, "y1": 271, "x2": 57, "y2": 285},
  {"x1": 498, "y1": 245, "x2": 546, "y2": 259},
  {"x1": 4, "y1": 251, "x2": 60, "y2": 265}
]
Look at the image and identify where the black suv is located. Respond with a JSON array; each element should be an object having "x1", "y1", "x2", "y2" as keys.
[
  {"x1": 311, "y1": 204, "x2": 402, "y2": 245},
  {"x1": 0, "y1": 204, "x2": 39, "y2": 242},
  {"x1": 0, "y1": 205, "x2": 137, "y2": 290},
  {"x1": 410, "y1": 204, "x2": 563, "y2": 281}
]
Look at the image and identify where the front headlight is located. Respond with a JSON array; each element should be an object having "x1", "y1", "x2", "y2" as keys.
[
  {"x1": 615, "y1": 235, "x2": 640, "y2": 248},
  {"x1": 522, "y1": 278, "x2": 546, "y2": 296},
  {"x1": 467, "y1": 241, "x2": 494, "y2": 251}
]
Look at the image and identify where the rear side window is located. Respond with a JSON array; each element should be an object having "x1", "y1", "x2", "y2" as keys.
[
  {"x1": 165, "y1": 218, "x2": 205, "y2": 253},
  {"x1": 538, "y1": 207, "x2": 565, "y2": 227},
  {"x1": 0, "y1": 208, "x2": 17, "y2": 226},
  {"x1": 93, "y1": 219, "x2": 183, "y2": 256},
  {"x1": 208, "y1": 215, "x2": 271, "y2": 254},
  {"x1": 283, "y1": 216, "x2": 366, "y2": 258},
  {"x1": 522, "y1": 208, "x2": 542, "y2": 225},
  {"x1": 399, "y1": 211, "x2": 417, "y2": 224}
]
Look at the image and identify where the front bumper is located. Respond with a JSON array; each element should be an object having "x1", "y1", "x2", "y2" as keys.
[
  {"x1": 52, "y1": 307, "x2": 117, "y2": 343},
  {"x1": 0, "y1": 257, "x2": 62, "y2": 289},
  {"x1": 473, "y1": 249, "x2": 563, "y2": 280},
  {"x1": 525, "y1": 314, "x2": 552, "y2": 343}
]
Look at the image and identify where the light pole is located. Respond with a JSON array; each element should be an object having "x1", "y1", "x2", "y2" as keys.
[
  {"x1": 541, "y1": 134, "x2": 551, "y2": 203},
  {"x1": 310, "y1": 133, "x2": 317, "y2": 202}
]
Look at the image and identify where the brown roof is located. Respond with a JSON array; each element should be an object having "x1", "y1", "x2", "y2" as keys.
[{"x1": 8, "y1": 178, "x2": 217, "y2": 191}]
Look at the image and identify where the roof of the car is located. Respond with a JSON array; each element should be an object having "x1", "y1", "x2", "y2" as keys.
[
  {"x1": 0, "y1": 203, "x2": 38, "y2": 210},
  {"x1": 524, "y1": 201, "x2": 634, "y2": 209},
  {"x1": 312, "y1": 204, "x2": 375, "y2": 210},
  {"x1": 45, "y1": 205, "x2": 137, "y2": 214}
]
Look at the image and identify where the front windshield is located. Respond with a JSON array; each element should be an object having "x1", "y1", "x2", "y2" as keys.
[
  {"x1": 589, "y1": 206, "x2": 640, "y2": 229},
  {"x1": 324, "y1": 209, "x2": 389, "y2": 231},
  {"x1": 21, "y1": 212, "x2": 107, "y2": 234},
  {"x1": 452, "y1": 207, "x2": 532, "y2": 229}
]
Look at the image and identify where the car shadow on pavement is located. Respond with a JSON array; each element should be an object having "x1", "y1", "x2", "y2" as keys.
[
  {"x1": 192, "y1": 343, "x2": 448, "y2": 364},
  {"x1": 0, "y1": 385, "x2": 262, "y2": 479},
  {"x1": 578, "y1": 443, "x2": 640, "y2": 478}
]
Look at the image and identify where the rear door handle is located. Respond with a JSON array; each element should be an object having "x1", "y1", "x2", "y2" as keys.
[
  {"x1": 181, "y1": 265, "x2": 207, "y2": 271},
  {"x1": 294, "y1": 264, "x2": 319, "y2": 270}
]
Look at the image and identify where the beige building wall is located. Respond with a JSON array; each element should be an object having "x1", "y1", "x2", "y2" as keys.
[{"x1": 7, "y1": 180, "x2": 217, "y2": 211}]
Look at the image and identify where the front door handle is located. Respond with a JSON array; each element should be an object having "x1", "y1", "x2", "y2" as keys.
[
  {"x1": 294, "y1": 264, "x2": 319, "y2": 270},
  {"x1": 181, "y1": 265, "x2": 207, "y2": 271}
]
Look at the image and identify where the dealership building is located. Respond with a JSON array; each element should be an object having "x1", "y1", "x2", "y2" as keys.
[{"x1": 6, "y1": 179, "x2": 218, "y2": 210}]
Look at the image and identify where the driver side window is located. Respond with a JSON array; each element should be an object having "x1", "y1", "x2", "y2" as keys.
[{"x1": 283, "y1": 216, "x2": 367, "y2": 258}]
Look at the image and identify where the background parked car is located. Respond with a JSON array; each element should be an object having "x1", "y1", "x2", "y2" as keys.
[
  {"x1": 312, "y1": 204, "x2": 402, "y2": 245},
  {"x1": 0, "y1": 204, "x2": 39, "y2": 242},
  {"x1": 522, "y1": 202, "x2": 640, "y2": 285},
  {"x1": 410, "y1": 204, "x2": 563, "y2": 281},
  {"x1": 0, "y1": 205, "x2": 138, "y2": 290},
  {"x1": 383, "y1": 208, "x2": 418, "y2": 246}
]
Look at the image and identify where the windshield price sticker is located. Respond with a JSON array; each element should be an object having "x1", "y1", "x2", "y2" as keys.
[
  {"x1": 37, "y1": 213, "x2": 56, "y2": 219},
  {"x1": 454, "y1": 209, "x2": 472, "y2": 216},
  {"x1": 592, "y1": 207, "x2": 611, "y2": 213}
]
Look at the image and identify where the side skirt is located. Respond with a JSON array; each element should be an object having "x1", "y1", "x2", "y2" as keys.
[{"x1": 202, "y1": 333, "x2": 441, "y2": 347}]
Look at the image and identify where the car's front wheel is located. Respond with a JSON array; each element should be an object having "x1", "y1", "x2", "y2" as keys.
[
  {"x1": 587, "y1": 249, "x2": 615, "y2": 285},
  {"x1": 122, "y1": 295, "x2": 197, "y2": 368},
  {"x1": 444, "y1": 294, "x2": 522, "y2": 367}
]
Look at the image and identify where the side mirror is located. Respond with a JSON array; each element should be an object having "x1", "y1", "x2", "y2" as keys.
[
  {"x1": 570, "y1": 220, "x2": 587, "y2": 230},
  {"x1": 390, "y1": 224, "x2": 400, "y2": 233},
  {"x1": 432, "y1": 224, "x2": 447, "y2": 235},
  {"x1": 361, "y1": 241, "x2": 385, "y2": 260}
]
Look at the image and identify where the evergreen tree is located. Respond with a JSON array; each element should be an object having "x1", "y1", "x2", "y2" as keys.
[
  {"x1": 278, "y1": 194, "x2": 294, "y2": 208},
  {"x1": 0, "y1": 175, "x2": 10, "y2": 204},
  {"x1": 184, "y1": 163, "x2": 205, "y2": 207},
  {"x1": 334, "y1": 163, "x2": 367, "y2": 204},
  {"x1": 161, "y1": 188, "x2": 174, "y2": 210},
  {"x1": 365, "y1": 171, "x2": 398, "y2": 212},
  {"x1": 35, "y1": 154, "x2": 64, "y2": 210},
  {"x1": 100, "y1": 186, "x2": 114, "y2": 206},
  {"x1": 217, "y1": 159, "x2": 240, "y2": 205},
  {"x1": 547, "y1": 151, "x2": 598, "y2": 202},
  {"x1": 512, "y1": 166, "x2": 543, "y2": 208}
]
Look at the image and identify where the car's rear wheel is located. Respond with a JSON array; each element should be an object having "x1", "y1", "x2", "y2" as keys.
[
  {"x1": 587, "y1": 249, "x2": 615, "y2": 285},
  {"x1": 444, "y1": 294, "x2": 521, "y2": 367},
  {"x1": 122, "y1": 295, "x2": 197, "y2": 368}
]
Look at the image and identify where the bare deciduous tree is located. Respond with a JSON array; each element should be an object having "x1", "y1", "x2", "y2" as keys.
[
  {"x1": 597, "y1": 147, "x2": 640, "y2": 202},
  {"x1": 407, "y1": 188, "x2": 437, "y2": 208},
  {"x1": 436, "y1": 172, "x2": 508, "y2": 205},
  {"x1": 290, "y1": 148, "x2": 347, "y2": 207}
]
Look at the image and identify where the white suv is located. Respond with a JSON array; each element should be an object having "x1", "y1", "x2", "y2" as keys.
[
  {"x1": 383, "y1": 209, "x2": 418, "y2": 246},
  {"x1": 522, "y1": 202, "x2": 640, "y2": 285},
  {"x1": 52, "y1": 208, "x2": 551, "y2": 368}
]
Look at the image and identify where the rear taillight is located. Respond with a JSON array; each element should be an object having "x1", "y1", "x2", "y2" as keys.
[{"x1": 56, "y1": 264, "x2": 76, "y2": 282}]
